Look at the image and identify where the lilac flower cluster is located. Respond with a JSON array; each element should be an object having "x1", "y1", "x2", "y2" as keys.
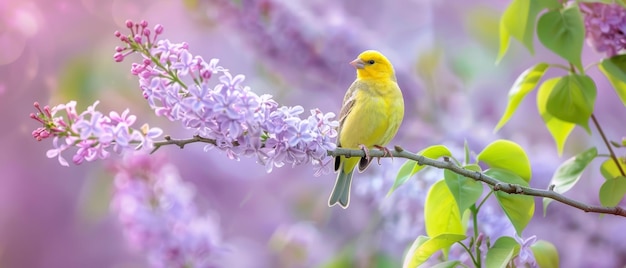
[
  {"x1": 114, "y1": 20, "x2": 338, "y2": 175},
  {"x1": 111, "y1": 152, "x2": 223, "y2": 267},
  {"x1": 30, "y1": 101, "x2": 162, "y2": 166},
  {"x1": 581, "y1": 2, "x2": 626, "y2": 57}
]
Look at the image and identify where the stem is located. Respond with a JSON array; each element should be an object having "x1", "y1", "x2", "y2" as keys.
[
  {"x1": 549, "y1": 63, "x2": 571, "y2": 72},
  {"x1": 471, "y1": 205, "x2": 482, "y2": 268},
  {"x1": 457, "y1": 241, "x2": 478, "y2": 267},
  {"x1": 476, "y1": 191, "x2": 494, "y2": 212},
  {"x1": 591, "y1": 114, "x2": 625, "y2": 177}
]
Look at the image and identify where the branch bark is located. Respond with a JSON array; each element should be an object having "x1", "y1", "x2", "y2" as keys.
[{"x1": 151, "y1": 136, "x2": 626, "y2": 217}]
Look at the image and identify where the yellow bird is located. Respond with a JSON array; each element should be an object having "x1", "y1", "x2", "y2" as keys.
[{"x1": 328, "y1": 50, "x2": 405, "y2": 208}]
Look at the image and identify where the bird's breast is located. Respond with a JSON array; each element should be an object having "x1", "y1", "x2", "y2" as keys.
[{"x1": 338, "y1": 80, "x2": 404, "y2": 149}]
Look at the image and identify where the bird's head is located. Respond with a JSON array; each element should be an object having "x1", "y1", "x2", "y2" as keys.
[{"x1": 350, "y1": 50, "x2": 396, "y2": 81}]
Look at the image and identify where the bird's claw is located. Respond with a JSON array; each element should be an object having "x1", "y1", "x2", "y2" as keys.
[
  {"x1": 358, "y1": 144, "x2": 371, "y2": 162},
  {"x1": 374, "y1": 145, "x2": 393, "y2": 165}
]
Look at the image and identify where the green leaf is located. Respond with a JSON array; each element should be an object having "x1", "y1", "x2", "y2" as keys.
[
  {"x1": 536, "y1": 77, "x2": 576, "y2": 155},
  {"x1": 599, "y1": 55, "x2": 626, "y2": 107},
  {"x1": 388, "y1": 145, "x2": 452, "y2": 196},
  {"x1": 600, "y1": 158, "x2": 626, "y2": 180},
  {"x1": 402, "y1": 234, "x2": 466, "y2": 268},
  {"x1": 536, "y1": 6, "x2": 585, "y2": 72},
  {"x1": 477, "y1": 140, "x2": 532, "y2": 182},
  {"x1": 497, "y1": 0, "x2": 545, "y2": 62},
  {"x1": 444, "y1": 169, "x2": 483, "y2": 215},
  {"x1": 495, "y1": 63, "x2": 550, "y2": 131},
  {"x1": 485, "y1": 168, "x2": 535, "y2": 235},
  {"x1": 599, "y1": 176, "x2": 626, "y2": 207},
  {"x1": 425, "y1": 180, "x2": 465, "y2": 237},
  {"x1": 531, "y1": 240, "x2": 560, "y2": 268},
  {"x1": 545, "y1": 74, "x2": 597, "y2": 133},
  {"x1": 388, "y1": 160, "x2": 418, "y2": 196},
  {"x1": 485, "y1": 236, "x2": 519, "y2": 268},
  {"x1": 542, "y1": 147, "x2": 597, "y2": 215}
]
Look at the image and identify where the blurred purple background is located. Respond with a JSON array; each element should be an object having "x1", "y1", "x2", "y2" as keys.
[{"x1": 2, "y1": 0, "x2": 626, "y2": 267}]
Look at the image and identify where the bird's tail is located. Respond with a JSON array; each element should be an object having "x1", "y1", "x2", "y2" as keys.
[{"x1": 328, "y1": 168, "x2": 353, "y2": 209}]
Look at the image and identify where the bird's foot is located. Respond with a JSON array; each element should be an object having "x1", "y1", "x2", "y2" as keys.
[
  {"x1": 374, "y1": 145, "x2": 393, "y2": 165},
  {"x1": 358, "y1": 144, "x2": 371, "y2": 162}
]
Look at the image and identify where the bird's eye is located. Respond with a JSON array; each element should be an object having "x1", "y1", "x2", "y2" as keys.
[{"x1": 368, "y1": 60, "x2": 375, "y2": 64}]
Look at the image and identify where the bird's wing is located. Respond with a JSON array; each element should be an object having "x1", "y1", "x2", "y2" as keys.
[
  {"x1": 336, "y1": 80, "x2": 361, "y2": 146},
  {"x1": 334, "y1": 81, "x2": 360, "y2": 172}
]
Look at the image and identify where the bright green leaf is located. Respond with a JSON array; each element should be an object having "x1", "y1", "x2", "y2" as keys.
[
  {"x1": 536, "y1": 6, "x2": 585, "y2": 72},
  {"x1": 495, "y1": 63, "x2": 550, "y2": 131},
  {"x1": 485, "y1": 168, "x2": 535, "y2": 235},
  {"x1": 536, "y1": 77, "x2": 576, "y2": 155},
  {"x1": 545, "y1": 74, "x2": 597, "y2": 133},
  {"x1": 600, "y1": 158, "x2": 626, "y2": 180},
  {"x1": 402, "y1": 234, "x2": 466, "y2": 268},
  {"x1": 485, "y1": 236, "x2": 519, "y2": 268},
  {"x1": 543, "y1": 147, "x2": 597, "y2": 215},
  {"x1": 477, "y1": 140, "x2": 532, "y2": 182},
  {"x1": 497, "y1": 0, "x2": 544, "y2": 62},
  {"x1": 425, "y1": 180, "x2": 465, "y2": 237},
  {"x1": 388, "y1": 145, "x2": 452, "y2": 196},
  {"x1": 388, "y1": 160, "x2": 418, "y2": 196},
  {"x1": 531, "y1": 240, "x2": 560, "y2": 268},
  {"x1": 444, "y1": 169, "x2": 483, "y2": 215},
  {"x1": 599, "y1": 55, "x2": 626, "y2": 107},
  {"x1": 599, "y1": 176, "x2": 626, "y2": 207}
]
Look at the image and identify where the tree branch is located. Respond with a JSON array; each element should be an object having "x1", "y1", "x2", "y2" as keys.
[
  {"x1": 329, "y1": 146, "x2": 626, "y2": 218},
  {"x1": 150, "y1": 136, "x2": 626, "y2": 217},
  {"x1": 151, "y1": 135, "x2": 238, "y2": 153}
]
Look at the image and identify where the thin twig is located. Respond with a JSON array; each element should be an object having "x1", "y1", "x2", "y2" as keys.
[
  {"x1": 151, "y1": 135, "x2": 239, "y2": 154},
  {"x1": 149, "y1": 136, "x2": 626, "y2": 217},
  {"x1": 591, "y1": 114, "x2": 625, "y2": 177}
]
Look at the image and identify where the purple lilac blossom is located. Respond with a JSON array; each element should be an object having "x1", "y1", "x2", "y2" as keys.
[
  {"x1": 110, "y1": 152, "x2": 223, "y2": 267},
  {"x1": 114, "y1": 20, "x2": 338, "y2": 175},
  {"x1": 581, "y1": 2, "x2": 626, "y2": 57},
  {"x1": 514, "y1": 235, "x2": 538, "y2": 268},
  {"x1": 30, "y1": 101, "x2": 162, "y2": 166}
]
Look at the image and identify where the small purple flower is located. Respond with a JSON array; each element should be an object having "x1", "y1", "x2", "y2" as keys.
[
  {"x1": 514, "y1": 234, "x2": 538, "y2": 268},
  {"x1": 46, "y1": 137, "x2": 71, "y2": 166}
]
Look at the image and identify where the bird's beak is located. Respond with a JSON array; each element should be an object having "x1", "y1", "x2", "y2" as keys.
[{"x1": 350, "y1": 58, "x2": 365, "y2": 69}]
